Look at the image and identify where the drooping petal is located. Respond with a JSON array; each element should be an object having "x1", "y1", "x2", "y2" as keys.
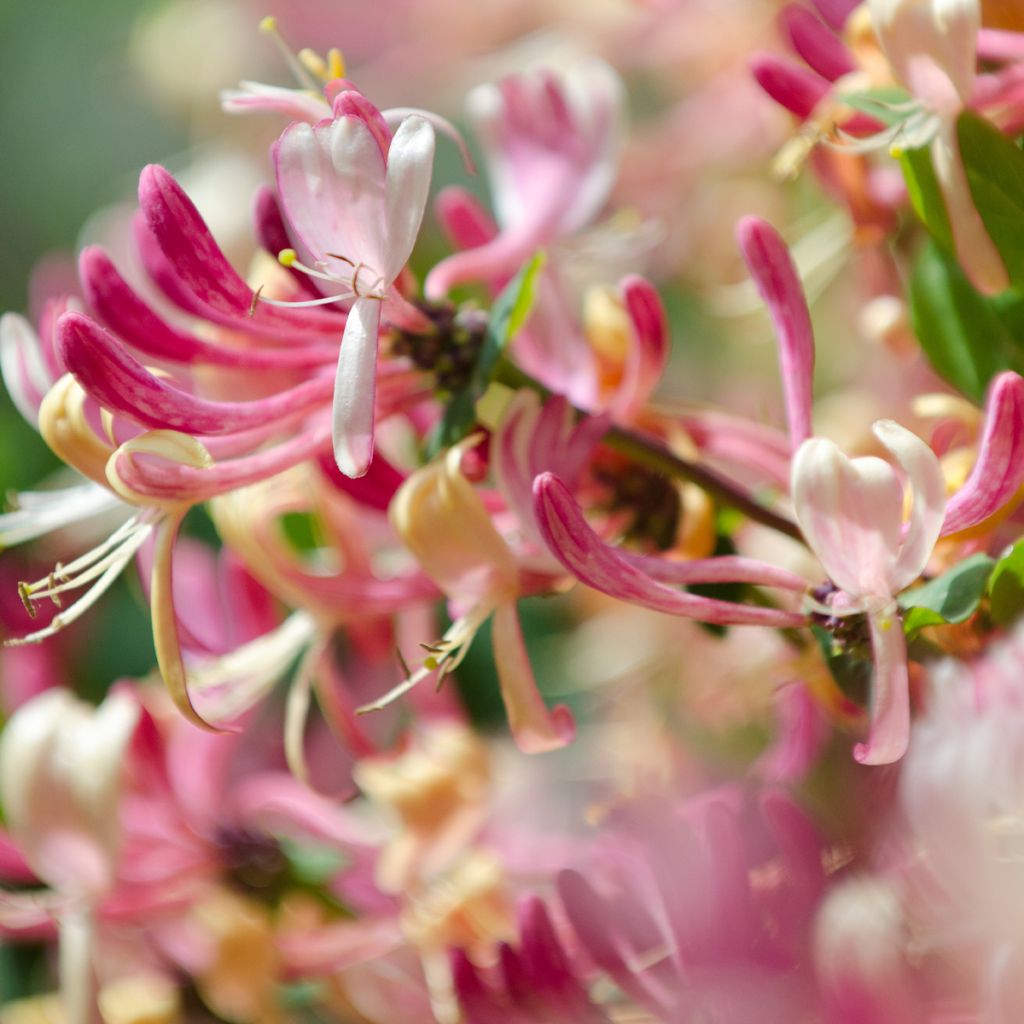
[
  {"x1": 855, "y1": 605, "x2": 911, "y2": 765},
  {"x1": 332, "y1": 297, "x2": 382, "y2": 478},
  {"x1": 492, "y1": 601, "x2": 575, "y2": 754},
  {"x1": 736, "y1": 217, "x2": 816, "y2": 449},
  {"x1": 873, "y1": 419, "x2": 947, "y2": 592},
  {"x1": 382, "y1": 116, "x2": 436, "y2": 281},
  {"x1": 220, "y1": 81, "x2": 329, "y2": 121},
  {"x1": 534, "y1": 473, "x2": 807, "y2": 627},
  {"x1": 750, "y1": 53, "x2": 830, "y2": 120},
  {"x1": 942, "y1": 371, "x2": 1024, "y2": 535},
  {"x1": 791, "y1": 437, "x2": 905, "y2": 598}
]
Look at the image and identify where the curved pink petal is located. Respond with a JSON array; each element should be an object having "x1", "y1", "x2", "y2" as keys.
[
  {"x1": 534, "y1": 473, "x2": 807, "y2": 627},
  {"x1": 221, "y1": 81, "x2": 330, "y2": 121},
  {"x1": 942, "y1": 371, "x2": 1024, "y2": 535},
  {"x1": 492, "y1": 600, "x2": 575, "y2": 754},
  {"x1": 382, "y1": 116, "x2": 435, "y2": 281},
  {"x1": 79, "y1": 247, "x2": 336, "y2": 370},
  {"x1": 809, "y1": 0, "x2": 858, "y2": 29},
  {"x1": 139, "y1": 165, "x2": 341, "y2": 337},
  {"x1": 613, "y1": 275, "x2": 669, "y2": 419},
  {"x1": 57, "y1": 312, "x2": 333, "y2": 436},
  {"x1": 874, "y1": 420, "x2": 946, "y2": 591},
  {"x1": 333, "y1": 297, "x2": 382, "y2": 477},
  {"x1": 274, "y1": 115, "x2": 388, "y2": 274},
  {"x1": 779, "y1": 4, "x2": 855, "y2": 81},
  {"x1": 750, "y1": 53, "x2": 830, "y2": 120},
  {"x1": 736, "y1": 217, "x2": 815, "y2": 449},
  {"x1": 855, "y1": 607, "x2": 911, "y2": 765},
  {"x1": 619, "y1": 549, "x2": 808, "y2": 591},
  {"x1": 791, "y1": 437, "x2": 904, "y2": 598}
]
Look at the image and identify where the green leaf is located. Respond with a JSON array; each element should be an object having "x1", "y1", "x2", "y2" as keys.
[
  {"x1": 909, "y1": 241, "x2": 1018, "y2": 401},
  {"x1": 900, "y1": 145, "x2": 954, "y2": 253},
  {"x1": 898, "y1": 553, "x2": 995, "y2": 634},
  {"x1": 279, "y1": 836, "x2": 348, "y2": 886},
  {"x1": 427, "y1": 252, "x2": 546, "y2": 454},
  {"x1": 472, "y1": 250, "x2": 546, "y2": 394},
  {"x1": 988, "y1": 540, "x2": 1024, "y2": 628},
  {"x1": 811, "y1": 625, "x2": 870, "y2": 709},
  {"x1": 958, "y1": 111, "x2": 1024, "y2": 289},
  {"x1": 838, "y1": 86, "x2": 913, "y2": 127}
]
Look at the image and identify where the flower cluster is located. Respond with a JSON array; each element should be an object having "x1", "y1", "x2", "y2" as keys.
[{"x1": 3, "y1": 1, "x2": 1024, "y2": 1021}]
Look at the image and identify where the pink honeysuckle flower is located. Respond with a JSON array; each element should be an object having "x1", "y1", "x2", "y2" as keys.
[
  {"x1": 425, "y1": 60, "x2": 624, "y2": 300},
  {"x1": 273, "y1": 93, "x2": 436, "y2": 477},
  {"x1": 791, "y1": 419, "x2": 947, "y2": 765}
]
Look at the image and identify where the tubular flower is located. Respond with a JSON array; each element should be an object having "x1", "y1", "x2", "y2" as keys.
[
  {"x1": 273, "y1": 93, "x2": 436, "y2": 477},
  {"x1": 791, "y1": 420, "x2": 947, "y2": 765},
  {"x1": 380, "y1": 437, "x2": 576, "y2": 754},
  {"x1": 425, "y1": 60, "x2": 624, "y2": 299}
]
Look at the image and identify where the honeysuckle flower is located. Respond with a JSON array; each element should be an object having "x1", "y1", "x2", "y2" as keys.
[
  {"x1": 425, "y1": 60, "x2": 624, "y2": 300},
  {"x1": 791, "y1": 419, "x2": 946, "y2": 765},
  {"x1": 273, "y1": 94, "x2": 436, "y2": 477},
  {"x1": 381, "y1": 437, "x2": 576, "y2": 754},
  {"x1": 0, "y1": 688, "x2": 139, "y2": 1024}
]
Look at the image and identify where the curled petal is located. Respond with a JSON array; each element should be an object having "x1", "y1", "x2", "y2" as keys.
[
  {"x1": 57, "y1": 312, "x2": 333, "y2": 436},
  {"x1": 534, "y1": 473, "x2": 807, "y2": 627},
  {"x1": 873, "y1": 419, "x2": 946, "y2": 591},
  {"x1": 492, "y1": 601, "x2": 575, "y2": 754},
  {"x1": 736, "y1": 217, "x2": 816, "y2": 449},
  {"x1": 942, "y1": 372, "x2": 1024, "y2": 536},
  {"x1": 221, "y1": 81, "x2": 329, "y2": 121},
  {"x1": 615, "y1": 275, "x2": 669, "y2": 418},
  {"x1": 855, "y1": 607, "x2": 910, "y2": 765}
]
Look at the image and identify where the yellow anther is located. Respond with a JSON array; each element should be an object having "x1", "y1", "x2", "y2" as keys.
[
  {"x1": 258, "y1": 15, "x2": 277, "y2": 33},
  {"x1": 278, "y1": 248, "x2": 298, "y2": 268},
  {"x1": 298, "y1": 48, "x2": 328, "y2": 80},
  {"x1": 424, "y1": 655, "x2": 439, "y2": 671},
  {"x1": 327, "y1": 48, "x2": 346, "y2": 80}
]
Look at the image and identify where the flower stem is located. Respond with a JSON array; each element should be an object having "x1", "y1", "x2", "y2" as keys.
[{"x1": 492, "y1": 358, "x2": 803, "y2": 542}]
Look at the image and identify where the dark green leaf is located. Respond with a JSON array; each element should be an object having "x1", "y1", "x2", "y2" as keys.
[
  {"x1": 988, "y1": 540, "x2": 1024, "y2": 628},
  {"x1": 811, "y1": 625, "x2": 870, "y2": 709},
  {"x1": 909, "y1": 241, "x2": 1018, "y2": 401},
  {"x1": 898, "y1": 553, "x2": 995, "y2": 634},
  {"x1": 959, "y1": 111, "x2": 1024, "y2": 289}
]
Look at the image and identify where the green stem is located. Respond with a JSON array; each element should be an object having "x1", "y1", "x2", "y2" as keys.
[{"x1": 493, "y1": 358, "x2": 803, "y2": 543}]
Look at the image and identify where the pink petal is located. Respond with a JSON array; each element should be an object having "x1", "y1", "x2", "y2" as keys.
[
  {"x1": 942, "y1": 371, "x2": 1024, "y2": 535},
  {"x1": 750, "y1": 53, "x2": 830, "y2": 120},
  {"x1": 854, "y1": 607, "x2": 911, "y2": 765},
  {"x1": 534, "y1": 473, "x2": 807, "y2": 627},
  {"x1": 333, "y1": 297, "x2": 382, "y2": 477},
  {"x1": 139, "y1": 165, "x2": 341, "y2": 338},
  {"x1": 0, "y1": 313, "x2": 53, "y2": 426},
  {"x1": 791, "y1": 437, "x2": 904, "y2": 598},
  {"x1": 808, "y1": 0, "x2": 859, "y2": 30},
  {"x1": 435, "y1": 185, "x2": 499, "y2": 250},
  {"x1": 612, "y1": 275, "x2": 669, "y2": 419},
  {"x1": 57, "y1": 312, "x2": 333, "y2": 436},
  {"x1": 779, "y1": 4, "x2": 855, "y2": 81},
  {"x1": 492, "y1": 601, "x2": 575, "y2": 754},
  {"x1": 874, "y1": 420, "x2": 946, "y2": 592},
  {"x1": 79, "y1": 247, "x2": 335, "y2": 370},
  {"x1": 382, "y1": 116, "x2": 435, "y2": 281},
  {"x1": 274, "y1": 115, "x2": 388, "y2": 275},
  {"x1": 220, "y1": 81, "x2": 330, "y2": 121},
  {"x1": 736, "y1": 217, "x2": 815, "y2": 449}
]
